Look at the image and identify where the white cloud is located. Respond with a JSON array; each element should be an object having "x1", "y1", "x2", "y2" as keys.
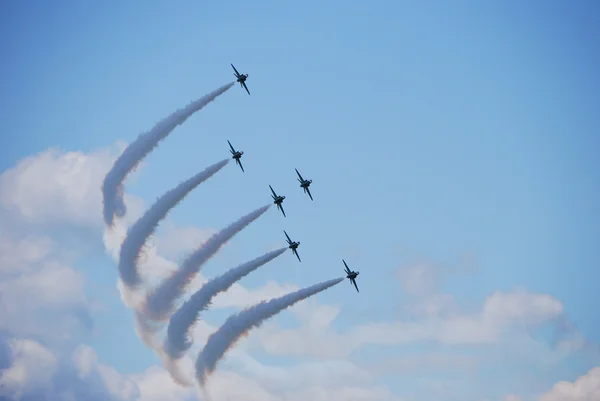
[
  {"x1": 0, "y1": 249, "x2": 91, "y2": 341},
  {"x1": 482, "y1": 290, "x2": 564, "y2": 326},
  {"x1": 397, "y1": 262, "x2": 440, "y2": 295},
  {"x1": 0, "y1": 147, "x2": 142, "y2": 399},
  {"x1": 205, "y1": 353, "x2": 404, "y2": 401},
  {"x1": 404, "y1": 293, "x2": 459, "y2": 318},
  {"x1": 0, "y1": 145, "x2": 145, "y2": 232},
  {"x1": 0, "y1": 185, "x2": 92, "y2": 339},
  {"x1": 0, "y1": 340, "x2": 140, "y2": 401},
  {"x1": 8, "y1": 261, "x2": 86, "y2": 306},
  {"x1": 72, "y1": 344, "x2": 98, "y2": 378},
  {"x1": 539, "y1": 366, "x2": 600, "y2": 401},
  {"x1": 254, "y1": 288, "x2": 569, "y2": 359},
  {"x1": 133, "y1": 365, "x2": 197, "y2": 401},
  {"x1": 0, "y1": 339, "x2": 58, "y2": 396},
  {"x1": 237, "y1": 353, "x2": 374, "y2": 388},
  {"x1": 476, "y1": 396, "x2": 522, "y2": 401},
  {"x1": 371, "y1": 353, "x2": 478, "y2": 375},
  {"x1": 95, "y1": 363, "x2": 140, "y2": 401},
  {"x1": 0, "y1": 146, "x2": 595, "y2": 401},
  {"x1": 0, "y1": 148, "x2": 115, "y2": 227},
  {"x1": 0, "y1": 234, "x2": 56, "y2": 274}
]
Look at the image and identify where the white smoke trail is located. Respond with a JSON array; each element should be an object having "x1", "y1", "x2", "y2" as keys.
[
  {"x1": 102, "y1": 82, "x2": 235, "y2": 226},
  {"x1": 195, "y1": 277, "x2": 344, "y2": 386},
  {"x1": 161, "y1": 353, "x2": 193, "y2": 387},
  {"x1": 134, "y1": 312, "x2": 163, "y2": 349},
  {"x1": 141, "y1": 205, "x2": 272, "y2": 322},
  {"x1": 131, "y1": 311, "x2": 195, "y2": 387},
  {"x1": 118, "y1": 159, "x2": 229, "y2": 288},
  {"x1": 131, "y1": 307, "x2": 198, "y2": 387},
  {"x1": 164, "y1": 247, "x2": 288, "y2": 362}
]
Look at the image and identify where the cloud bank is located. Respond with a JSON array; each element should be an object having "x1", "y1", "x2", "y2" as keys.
[{"x1": 1, "y1": 145, "x2": 597, "y2": 400}]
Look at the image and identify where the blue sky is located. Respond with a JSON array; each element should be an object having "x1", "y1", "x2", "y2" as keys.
[{"x1": 1, "y1": 1, "x2": 599, "y2": 400}]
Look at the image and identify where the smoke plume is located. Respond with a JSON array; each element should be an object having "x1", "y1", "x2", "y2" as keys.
[
  {"x1": 102, "y1": 82, "x2": 235, "y2": 226},
  {"x1": 118, "y1": 159, "x2": 229, "y2": 288},
  {"x1": 164, "y1": 247, "x2": 288, "y2": 361},
  {"x1": 195, "y1": 277, "x2": 344, "y2": 386},
  {"x1": 141, "y1": 205, "x2": 271, "y2": 321}
]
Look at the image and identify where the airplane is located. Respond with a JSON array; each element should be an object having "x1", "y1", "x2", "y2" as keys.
[
  {"x1": 295, "y1": 169, "x2": 313, "y2": 201},
  {"x1": 269, "y1": 185, "x2": 286, "y2": 217},
  {"x1": 227, "y1": 140, "x2": 244, "y2": 172},
  {"x1": 343, "y1": 259, "x2": 360, "y2": 293},
  {"x1": 283, "y1": 230, "x2": 301, "y2": 262},
  {"x1": 231, "y1": 63, "x2": 250, "y2": 95}
]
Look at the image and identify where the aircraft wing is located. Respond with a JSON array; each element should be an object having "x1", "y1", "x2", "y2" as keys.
[
  {"x1": 294, "y1": 249, "x2": 301, "y2": 262},
  {"x1": 284, "y1": 230, "x2": 291, "y2": 242},
  {"x1": 351, "y1": 278, "x2": 359, "y2": 293},
  {"x1": 231, "y1": 63, "x2": 240, "y2": 76},
  {"x1": 269, "y1": 185, "x2": 277, "y2": 197},
  {"x1": 343, "y1": 260, "x2": 350, "y2": 274},
  {"x1": 279, "y1": 203, "x2": 286, "y2": 217},
  {"x1": 227, "y1": 140, "x2": 235, "y2": 152},
  {"x1": 237, "y1": 158, "x2": 245, "y2": 172},
  {"x1": 242, "y1": 81, "x2": 251, "y2": 95},
  {"x1": 295, "y1": 168, "x2": 304, "y2": 181},
  {"x1": 305, "y1": 186, "x2": 313, "y2": 201}
]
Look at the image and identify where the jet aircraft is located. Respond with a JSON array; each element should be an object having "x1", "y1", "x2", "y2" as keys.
[
  {"x1": 343, "y1": 259, "x2": 360, "y2": 293},
  {"x1": 284, "y1": 230, "x2": 301, "y2": 262},
  {"x1": 231, "y1": 63, "x2": 250, "y2": 95},
  {"x1": 269, "y1": 185, "x2": 286, "y2": 217},
  {"x1": 227, "y1": 140, "x2": 244, "y2": 172},
  {"x1": 295, "y1": 169, "x2": 313, "y2": 201}
]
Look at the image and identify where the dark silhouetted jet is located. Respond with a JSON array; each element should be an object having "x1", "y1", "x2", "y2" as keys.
[
  {"x1": 269, "y1": 185, "x2": 286, "y2": 217},
  {"x1": 343, "y1": 259, "x2": 360, "y2": 293},
  {"x1": 231, "y1": 63, "x2": 250, "y2": 95},
  {"x1": 284, "y1": 230, "x2": 301, "y2": 262},
  {"x1": 227, "y1": 140, "x2": 244, "y2": 172},
  {"x1": 295, "y1": 169, "x2": 313, "y2": 201}
]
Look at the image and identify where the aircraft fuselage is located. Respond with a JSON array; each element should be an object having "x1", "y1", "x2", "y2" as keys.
[
  {"x1": 237, "y1": 74, "x2": 248, "y2": 83},
  {"x1": 347, "y1": 271, "x2": 359, "y2": 280},
  {"x1": 232, "y1": 151, "x2": 242, "y2": 159}
]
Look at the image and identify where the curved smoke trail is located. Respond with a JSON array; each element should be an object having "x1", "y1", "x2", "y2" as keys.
[
  {"x1": 102, "y1": 81, "x2": 235, "y2": 226},
  {"x1": 164, "y1": 247, "x2": 288, "y2": 361},
  {"x1": 195, "y1": 277, "x2": 344, "y2": 386},
  {"x1": 118, "y1": 159, "x2": 229, "y2": 288},
  {"x1": 142, "y1": 205, "x2": 272, "y2": 322}
]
